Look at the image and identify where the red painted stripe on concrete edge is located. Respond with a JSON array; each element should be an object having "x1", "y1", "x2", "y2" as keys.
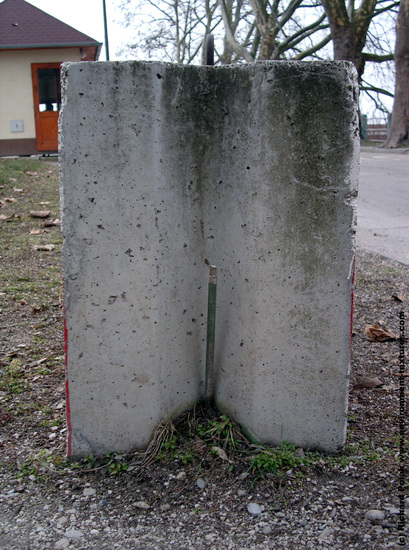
[
  {"x1": 64, "y1": 314, "x2": 72, "y2": 456},
  {"x1": 350, "y1": 255, "x2": 355, "y2": 349}
]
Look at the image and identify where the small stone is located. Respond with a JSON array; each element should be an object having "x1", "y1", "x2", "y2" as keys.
[
  {"x1": 388, "y1": 507, "x2": 400, "y2": 515},
  {"x1": 176, "y1": 471, "x2": 186, "y2": 481},
  {"x1": 134, "y1": 501, "x2": 150, "y2": 509},
  {"x1": 238, "y1": 472, "x2": 249, "y2": 481},
  {"x1": 98, "y1": 500, "x2": 107, "y2": 507},
  {"x1": 56, "y1": 516, "x2": 68, "y2": 525},
  {"x1": 28, "y1": 475, "x2": 36, "y2": 482},
  {"x1": 365, "y1": 510, "x2": 385, "y2": 523},
  {"x1": 248, "y1": 503, "x2": 262, "y2": 517},
  {"x1": 83, "y1": 487, "x2": 96, "y2": 497},
  {"x1": 237, "y1": 489, "x2": 246, "y2": 497},
  {"x1": 90, "y1": 529, "x2": 99, "y2": 535},
  {"x1": 262, "y1": 525, "x2": 272, "y2": 535},
  {"x1": 196, "y1": 478, "x2": 205, "y2": 490},
  {"x1": 318, "y1": 527, "x2": 332, "y2": 540},
  {"x1": 55, "y1": 539, "x2": 69, "y2": 549},
  {"x1": 64, "y1": 529, "x2": 84, "y2": 539}
]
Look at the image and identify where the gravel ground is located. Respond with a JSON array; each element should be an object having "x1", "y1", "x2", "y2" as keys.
[
  {"x1": 0, "y1": 163, "x2": 408, "y2": 550},
  {"x1": 0, "y1": 246, "x2": 407, "y2": 550}
]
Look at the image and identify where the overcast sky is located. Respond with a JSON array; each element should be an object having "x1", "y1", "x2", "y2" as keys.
[{"x1": 26, "y1": 0, "x2": 128, "y2": 61}]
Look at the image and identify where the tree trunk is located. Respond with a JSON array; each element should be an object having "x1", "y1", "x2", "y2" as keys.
[
  {"x1": 383, "y1": 0, "x2": 409, "y2": 148},
  {"x1": 321, "y1": 0, "x2": 377, "y2": 80}
]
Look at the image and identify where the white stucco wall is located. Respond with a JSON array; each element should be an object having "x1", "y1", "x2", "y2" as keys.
[{"x1": 0, "y1": 49, "x2": 82, "y2": 141}]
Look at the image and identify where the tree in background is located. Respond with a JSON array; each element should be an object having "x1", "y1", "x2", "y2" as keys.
[
  {"x1": 117, "y1": 0, "x2": 331, "y2": 63},
  {"x1": 383, "y1": 0, "x2": 409, "y2": 147},
  {"x1": 117, "y1": 0, "x2": 400, "y2": 118},
  {"x1": 321, "y1": 0, "x2": 397, "y2": 79}
]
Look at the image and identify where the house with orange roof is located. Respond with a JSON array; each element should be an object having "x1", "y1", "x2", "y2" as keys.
[{"x1": 0, "y1": 0, "x2": 101, "y2": 156}]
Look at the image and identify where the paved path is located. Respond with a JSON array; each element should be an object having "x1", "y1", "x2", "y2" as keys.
[{"x1": 357, "y1": 147, "x2": 409, "y2": 265}]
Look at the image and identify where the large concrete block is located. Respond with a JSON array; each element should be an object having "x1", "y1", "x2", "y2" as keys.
[{"x1": 60, "y1": 60, "x2": 359, "y2": 456}]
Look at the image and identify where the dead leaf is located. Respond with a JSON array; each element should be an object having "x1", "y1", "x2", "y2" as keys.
[
  {"x1": 33, "y1": 244, "x2": 55, "y2": 252},
  {"x1": 193, "y1": 437, "x2": 207, "y2": 456},
  {"x1": 28, "y1": 357, "x2": 48, "y2": 368},
  {"x1": 39, "y1": 201, "x2": 50, "y2": 205},
  {"x1": 43, "y1": 218, "x2": 60, "y2": 228},
  {"x1": 30, "y1": 210, "x2": 50, "y2": 218},
  {"x1": 4, "y1": 197, "x2": 17, "y2": 203},
  {"x1": 392, "y1": 372, "x2": 409, "y2": 377},
  {"x1": 26, "y1": 171, "x2": 38, "y2": 176},
  {"x1": 212, "y1": 446, "x2": 233, "y2": 463},
  {"x1": 13, "y1": 188, "x2": 24, "y2": 193},
  {"x1": 354, "y1": 377, "x2": 383, "y2": 389},
  {"x1": 364, "y1": 324, "x2": 398, "y2": 342},
  {"x1": 392, "y1": 294, "x2": 405, "y2": 302},
  {"x1": 0, "y1": 201, "x2": 5, "y2": 208},
  {"x1": 30, "y1": 229, "x2": 46, "y2": 235}
]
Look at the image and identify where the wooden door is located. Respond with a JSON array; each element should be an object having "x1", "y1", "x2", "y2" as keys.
[{"x1": 31, "y1": 63, "x2": 61, "y2": 152}]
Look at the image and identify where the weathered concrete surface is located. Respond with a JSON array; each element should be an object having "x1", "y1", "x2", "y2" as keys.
[{"x1": 60, "y1": 60, "x2": 359, "y2": 456}]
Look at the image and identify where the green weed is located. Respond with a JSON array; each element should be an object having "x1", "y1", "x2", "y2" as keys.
[
  {"x1": 18, "y1": 449, "x2": 68, "y2": 479},
  {"x1": 0, "y1": 359, "x2": 30, "y2": 394},
  {"x1": 250, "y1": 441, "x2": 306, "y2": 475}
]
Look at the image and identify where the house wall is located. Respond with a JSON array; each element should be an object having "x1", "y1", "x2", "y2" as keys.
[{"x1": 0, "y1": 48, "x2": 82, "y2": 155}]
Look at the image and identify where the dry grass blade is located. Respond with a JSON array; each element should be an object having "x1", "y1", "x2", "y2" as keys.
[{"x1": 138, "y1": 417, "x2": 176, "y2": 471}]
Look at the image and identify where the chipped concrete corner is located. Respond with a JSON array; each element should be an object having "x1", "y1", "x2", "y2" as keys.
[{"x1": 59, "y1": 60, "x2": 359, "y2": 457}]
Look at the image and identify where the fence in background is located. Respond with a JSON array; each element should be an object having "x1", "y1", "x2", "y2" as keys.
[{"x1": 361, "y1": 114, "x2": 392, "y2": 141}]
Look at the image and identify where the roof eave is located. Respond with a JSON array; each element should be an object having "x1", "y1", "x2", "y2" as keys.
[{"x1": 0, "y1": 42, "x2": 102, "y2": 50}]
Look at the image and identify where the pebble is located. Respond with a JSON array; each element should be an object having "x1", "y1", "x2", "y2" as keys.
[
  {"x1": 64, "y1": 529, "x2": 84, "y2": 539},
  {"x1": 365, "y1": 510, "x2": 385, "y2": 523},
  {"x1": 238, "y1": 490, "x2": 246, "y2": 497},
  {"x1": 55, "y1": 539, "x2": 70, "y2": 549},
  {"x1": 176, "y1": 471, "x2": 187, "y2": 481},
  {"x1": 196, "y1": 478, "x2": 205, "y2": 490},
  {"x1": 83, "y1": 487, "x2": 96, "y2": 497},
  {"x1": 248, "y1": 503, "x2": 262, "y2": 517},
  {"x1": 318, "y1": 526, "x2": 332, "y2": 540},
  {"x1": 56, "y1": 516, "x2": 68, "y2": 525},
  {"x1": 262, "y1": 525, "x2": 272, "y2": 535},
  {"x1": 134, "y1": 501, "x2": 150, "y2": 509}
]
